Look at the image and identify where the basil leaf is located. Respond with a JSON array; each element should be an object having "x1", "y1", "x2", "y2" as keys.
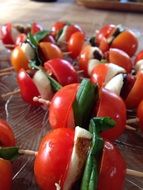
[
  {"x1": 33, "y1": 30, "x2": 50, "y2": 43},
  {"x1": 27, "y1": 32, "x2": 38, "y2": 47},
  {"x1": 73, "y1": 79, "x2": 98, "y2": 128},
  {"x1": 46, "y1": 74, "x2": 62, "y2": 92},
  {"x1": 0, "y1": 147, "x2": 19, "y2": 160}
]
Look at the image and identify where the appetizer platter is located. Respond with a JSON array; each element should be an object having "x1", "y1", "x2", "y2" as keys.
[{"x1": 0, "y1": 21, "x2": 143, "y2": 190}]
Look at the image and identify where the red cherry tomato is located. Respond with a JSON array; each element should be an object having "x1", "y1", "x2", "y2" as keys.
[
  {"x1": 0, "y1": 119, "x2": 16, "y2": 147},
  {"x1": 98, "y1": 141, "x2": 126, "y2": 190},
  {"x1": 39, "y1": 42, "x2": 63, "y2": 62},
  {"x1": 134, "y1": 50, "x2": 143, "y2": 65},
  {"x1": 68, "y1": 31, "x2": 85, "y2": 59},
  {"x1": 91, "y1": 64, "x2": 108, "y2": 88},
  {"x1": 17, "y1": 69, "x2": 40, "y2": 105},
  {"x1": 44, "y1": 58, "x2": 78, "y2": 86},
  {"x1": 31, "y1": 22, "x2": 43, "y2": 35},
  {"x1": 111, "y1": 30, "x2": 138, "y2": 57},
  {"x1": 0, "y1": 158, "x2": 13, "y2": 190},
  {"x1": 125, "y1": 70, "x2": 143, "y2": 109},
  {"x1": 96, "y1": 88, "x2": 126, "y2": 141},
  {"x1": 0, "y1": 23, "x2": 15, "y2": 45},
  {"x1": 107, "y1": 48, "x2": 132, "y2": 73},
  {"x1": 15, "y1": 33, "x2": 27, "y2": 46},
  {"x1": 49, "y1": 83, "x2": 79, "y2": 129},
  {"x1": 137, "y1": 100, "x2": 143, "y2": 131},
  {"x1": 51, "y1": 21, "x2": 66, "y2": 37},
  {"x1": 65, "y1": 24, "x2": 82, "y2": 42},
  {"x1": 11, "y1": 46, "x2": 29, "y2": 72},
  {"x1": 96, "y1": 24, "x2": 116, "y2": 45},
  {"x1": 34, "y1": 128, "x2": 74, "y2": 190}
]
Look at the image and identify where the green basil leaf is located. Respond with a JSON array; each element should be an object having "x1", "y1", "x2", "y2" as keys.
[
  {"x1": 33, "y1": 30, "x2": 50, "y2": 43},
  {"x1": 0, "y1": 147, "x2": 19, "y2": 160},
  {"x1": 73, "y1": 79, "x2": 98, "y2": 128},
  {"x1": 46, "y1": 74, "x2": 62, "y2": 92},
  {"x1": 27, "y1": 32, "x2": 38, "y2": 47}
]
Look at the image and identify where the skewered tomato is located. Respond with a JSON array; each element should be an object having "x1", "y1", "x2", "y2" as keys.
[
  {"x1": 0, "y1": 119, "x2": 16, "y2": 147},
  {"x1": 68, "y1": 31, "x2": 85, "y2": 59},
  {"x1": 96, "y1": 88, "x2": 126, "y2": 141},
  {"x1": 137, "y1": 100, "x2": 143, "y2": 131},
  {"x1": 44, "y1": 58, "x2": 78, "y2": 86},
  {"x1": 0, "y1": 158, "x2": 12, "y2": 190},
  {"x1": 98, "y1": 141, "x2": 126, "y2": 190}
]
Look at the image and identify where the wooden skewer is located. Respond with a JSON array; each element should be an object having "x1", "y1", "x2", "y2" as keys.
[
  {"x1": 126, "y1": 169, "x2": 143, "y2": 178},
  {"x1": 126, "y1": 125, "x2": 136, "y2": 131},
  {"x1": 0, "y1": 72, "x2": 12, "y2": 77},
  {"x1": 33, "y1": 96, "x2": 51, "y2": 106},
  {"x1": 0, "y1": 66, "x2": 14, "y2": 73},
  {"x1": 1, "y1": 89, "x2": 20, "y2": 99},
  {"x1": 0, "y1": 56, "x2": 10, "y2": 62},
  {"x1": 63, "y1": 51, "x2": 71, "y2": 56},
  {"x1": 126, "y1": 118, "x2": 139, "y2": 124},
  {"x1": 17, "y1": 148, "x2": 143, "y2": 178}
]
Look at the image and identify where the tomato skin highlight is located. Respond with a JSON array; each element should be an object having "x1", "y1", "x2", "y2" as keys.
[
  {"x1": 17, "y1": 69, "x2": 40, "y2": 105},
  {"x1": 49, "y1": 83, "x2": 79, "y2": 129},
  {"x1": 34, "y1": 128, "x2": 74, "y2": 190},
  {"x1": 0, "y1": 119, "x2": 16, "y2": 147},
  {"x1": 0, "y1": 158, "x2": 13, "y2": 190},
  {"x1": 98, "y1": 141, "x2": 126, "y2": 190},
  {"x1": 44, "y1": 58, "x2": 78, "y2": 86},
  {"x1": 96, "y1": 88, "x2": 126, "y2": 141}
]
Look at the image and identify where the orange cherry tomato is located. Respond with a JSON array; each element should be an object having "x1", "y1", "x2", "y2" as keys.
[
  {"x1": 11, "y1": 46, "x2": 29, "y2": 72},
  {"x1": 68, "y1": 31, "x2": 85, "y2": 59},
  {"x1": 34, "y1": 128, "x2": 74, "y2": 190},
  {"x1": 0, "y1": 158, "x2": 13, "y2": 190},
  {"x1": 0, "y1": 119, "x2": 16, "y2": 147},
  {"x1": 107, "y1": 48, "x2": 133, "y2": 73},
  {"x1": 125, "y1": 70, "x2": 143, "y2": 109},
  {"x1": 96, "y1": 88, "x2": 126, "y2": 141},
  {"x1": 111, "y1": 30, "x2": 138, "y2": 57},
  {"x1": 134, "y1": 50, "x2": 143, "y2": 65},
  {"x1": 39, "y1": 42, "x2": 63, "y2": 62}
]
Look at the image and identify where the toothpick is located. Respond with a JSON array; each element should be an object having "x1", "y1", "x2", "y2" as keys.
[
  {"x1": 33, "y1": 96, "x2": 51, "y2": 106},
  {"x1": 126, "y1": 125, "x2": 136, "y2": 131},
  {"x1": 0, "y1": 72, "x2": 12, "y2": 77},
  {"x1": 126, "y1": 169, "x2": 143, "y2": 178},
  {"x1": 126, "y1": 118, "x2": 139, "y2": 124},
  {"x1": 19, "y1": 149, "x2": 38, "y2": 156},
  {"x1": 0, "y1": 66, "x2": 14, "y2": 73}
]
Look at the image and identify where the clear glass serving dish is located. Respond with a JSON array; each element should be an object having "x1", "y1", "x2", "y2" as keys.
[{"x1": 0, "y1": 39, "x2": 143, "y2": 190}]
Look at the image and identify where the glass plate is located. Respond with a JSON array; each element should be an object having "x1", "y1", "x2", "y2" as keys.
[{"x1": 0, "y1": 42, "x2": 143, "y2": 190}]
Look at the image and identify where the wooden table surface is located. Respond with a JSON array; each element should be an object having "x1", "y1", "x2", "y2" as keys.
[{"x1": 0, "y1": 0, "x2": 143, "y2": 36}]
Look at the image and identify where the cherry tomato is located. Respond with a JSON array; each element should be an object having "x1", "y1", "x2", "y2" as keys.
[
  {"x1": 0, "y1": 119, "x2": 16, "y2": 147},
  {"x1": 111, "y1": 30, "x2": 138, "y2": 57},
  {"x1": 68, "y1": 31, "x2": 85, "y2": 59},
  {"x1": 44, "y1": 58, "x2": 78, "y2": 86},
  {"x1": 34, "y1": 128, "x2": 75, "y2": 190},
  {"x1": 137, "y1": 100, "x2": 143, "y2": 131},
  {"x1": 134, "y1": 50, "x2": 143, "y2": 65},
  {"x1": 125, "y1": 70, "x2": 143, "y2": 109},
  {"x1": 51, "y1": 21, "x2": 66, "y2": 38},
  {"x1": 96, "y1": 24, "x2": 116, "y2": 45},
  {"x1": 0, "y1": 23, "x2": 18, "y2": 46},
  {"x1": 49, "y1": 83, "x2": 79, "y2": 129},
  {"x1": 107, "y1": 48, "x2": 132, "y2": 73},
  {"x1": 39, "y1": 42, "x2": 63, "y2": 62},
  {"x1": 17, "y1": 69, "x2": 40, "y2": 105},
  {"x1": 65, "y1": 24, "x2": 82, "y2": 42},
  {"x1": 15, "y1": 33, "x2": 27, "y2": 46},
  {"x1": 11, "y1": 46, "x2": 29, "y2": 71},
  {"x1": 96, "y1": 88, "x2": 126, "y2": 141},
  {"x1": 98, "y1": 141, "x2": 126, "y2": 190},
  {"x1": 0, "y1": 158, "x2": 12, "y2": 190},
  {"x1": 31, "y1": 22, "x2": 43, "y2": 35}
]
